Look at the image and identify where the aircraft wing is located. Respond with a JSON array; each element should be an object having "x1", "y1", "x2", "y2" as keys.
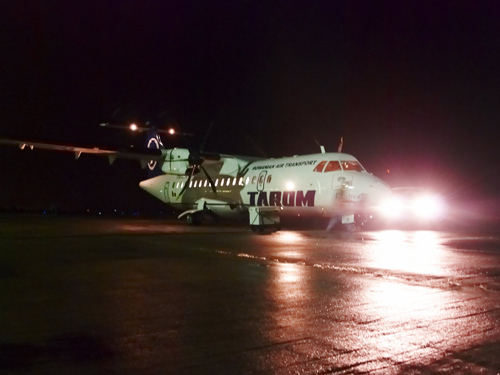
[{"x1": 0, "y1": 138, "x2": 164, "y2": 168}]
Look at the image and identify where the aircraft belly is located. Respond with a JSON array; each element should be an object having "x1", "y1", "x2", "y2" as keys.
[
  {"x1": 175, "y1": 185, "x2": 245, "y2": 217},
  {"x1": 209, "y1": 204, "x2": 245, "y2": 218}
]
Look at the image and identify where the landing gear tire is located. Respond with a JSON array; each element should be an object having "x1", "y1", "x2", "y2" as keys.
[
  {"x1": 250, "y1": 225, "x2": 279, "y2": 233},
  {"x1": 343, "y1": 223, "x2": 356, "y2": 232},
  {"x1": 186, "y1": 213, "x2": 200, "y2": 225}
]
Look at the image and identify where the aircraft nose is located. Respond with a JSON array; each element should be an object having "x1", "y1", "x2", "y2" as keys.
[
  {"x1": 366, "y1": 175, "x2": 392, "y2": 204},
  {"x1": 350, "y1": 174, "x2": 391, "y2": 206}
]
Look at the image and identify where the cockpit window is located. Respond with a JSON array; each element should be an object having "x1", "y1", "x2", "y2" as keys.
[
  {"x1": 341, "y1": 161, "x2": 364, "y2": 172},
  {"x1": 313, "y1": 161, "x2": 327, "y2": 172},
  {"x1": 324, "y1": 161, "x2": 341, "y2": 172}
]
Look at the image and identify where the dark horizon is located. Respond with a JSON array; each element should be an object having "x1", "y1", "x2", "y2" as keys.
[{"x1": 1, "y1": 1, "x2": 499, "y2": 212}]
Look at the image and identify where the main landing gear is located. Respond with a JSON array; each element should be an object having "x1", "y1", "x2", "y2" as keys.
[{"x1": 185, "y1": 213, "x2": 201, "y2": 225}]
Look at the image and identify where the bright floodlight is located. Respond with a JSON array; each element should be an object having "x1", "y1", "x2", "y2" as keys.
[
  {"x1": 168, "y1": 128, "x2": 175, "y2": 135},
  {"x1": 130, "y1": 123, "x2": 138, "y2": 131},
  {"x1": 380, "y1": 197, "x2": 404, "y2": 219},
  {"x1": 412, "y1": 195, "x2": 444, "y2": 219},
  {"x1": 286, "y1": 181, "x2": 295, "y2": 190}
]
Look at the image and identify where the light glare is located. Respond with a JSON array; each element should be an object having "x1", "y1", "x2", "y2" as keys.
[
  {"x1": 380, "y1": 197, "x2": 404, "y2": 218},
  {"x1": 379, "y1": 191, "x2": 446, "y2": 221},
  {"x1": 413, "y1": 195, "x2": 444, "y2": 219}
]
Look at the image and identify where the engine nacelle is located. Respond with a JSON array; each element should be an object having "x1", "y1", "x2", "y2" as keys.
[{"x1": 161, "y1": 148, "x2": 190, "y2": 175}]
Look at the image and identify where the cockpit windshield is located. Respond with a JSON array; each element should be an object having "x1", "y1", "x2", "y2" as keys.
[{"x1": 341, "y1": 161, "x2": 364, "y2": 172}]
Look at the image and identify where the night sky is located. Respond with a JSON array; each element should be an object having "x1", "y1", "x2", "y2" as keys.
[{"x1": 1, "y1": 1, "x2": 499, "y2": 212}]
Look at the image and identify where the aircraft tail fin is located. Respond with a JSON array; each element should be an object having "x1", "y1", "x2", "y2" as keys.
[{"x1": 145, "y1": 128, "x2": 165, "y2": 178}]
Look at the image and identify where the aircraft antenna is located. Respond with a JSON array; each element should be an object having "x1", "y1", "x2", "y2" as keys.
[
  {"x1": 337, "y1": 137, "x2": 343, "y2": 153},
  {"x1": 313, "y1": 137, "x2": 325, "y2": 154}
]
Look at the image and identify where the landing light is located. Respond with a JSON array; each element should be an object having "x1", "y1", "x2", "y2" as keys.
[
  {"x1": 168, "y1": 128, "x2": 175, "y2": 135},
  {"x1": 379, "y1": 192, "x2": 445, "y2": 221},
  {"x1": 130, "y1": 123, "x2": 138, "y2": 131},
  {"x1": 413, "y1": 195, "x2": 444, "y2": 219},
  {"x1": 380, "y1": 197, "x2": 404, "y2": 219}
]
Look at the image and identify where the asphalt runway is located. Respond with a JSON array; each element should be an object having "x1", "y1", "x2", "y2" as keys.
[{"x1": 1, "y1": 215, "x2": 500, "y2": 374}]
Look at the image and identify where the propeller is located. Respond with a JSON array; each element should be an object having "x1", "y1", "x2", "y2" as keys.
[
  {"x1": 101, "y1": 110, "x2": 219, "y2": 196},
  {"x1": 178, "y1": 122, "x2": 220, "y2": 197}
]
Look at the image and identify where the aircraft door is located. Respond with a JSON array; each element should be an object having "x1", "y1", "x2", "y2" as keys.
[
  {"x1": 257, "y1": 171, "x2": 267, "y2": 191},
  {"x1": 163, "y1": 182, "x2": 170, "y2": 203}
]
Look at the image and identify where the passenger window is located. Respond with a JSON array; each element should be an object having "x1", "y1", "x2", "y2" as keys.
[
  {"x1": 267, "y1": 175, "x2": 272, "y2": 183},
  {"x1": 324, "y1": 161, "x2": 341, "y2": 172},
  {"x1": 252, "y1": 176, "x2": 257, "y2": 184},
  {"x1": 313, "y1": 161, "x2": 327, "y2": 172},
  {"x1": 245, "y1": 177, "x2": 250, "y2": 185}
]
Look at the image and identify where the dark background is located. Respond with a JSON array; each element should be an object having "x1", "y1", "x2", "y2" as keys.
[{"x1": 1, "y1": 1, "x2": 499, "y2": 213}]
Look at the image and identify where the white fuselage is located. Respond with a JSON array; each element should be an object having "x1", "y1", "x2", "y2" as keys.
[{"x1": 139, "y1": 150, "x2": 392, "y2": 221}]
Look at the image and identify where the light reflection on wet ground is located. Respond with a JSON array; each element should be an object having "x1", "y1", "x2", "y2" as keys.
[
  {"x1": 366, "y1": 230, "x2": 448, "y2": 275},
  {"x1": 1, "y1": 216, "x2": 500, "y2": 374}
]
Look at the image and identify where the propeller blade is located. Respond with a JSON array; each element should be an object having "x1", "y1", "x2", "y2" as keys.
[
  {"x1": 199, "y1": 151, "x2": 221, "y2": 162},
  {"x1": 201, "y1": 165, "x2": 217, "y2": 195},
  {"x1": 179, "y1": 167, "x2": 195, "y2": 197},
  {"x1": 200, "y1": 121, "x2": 214, "y2": 153}
]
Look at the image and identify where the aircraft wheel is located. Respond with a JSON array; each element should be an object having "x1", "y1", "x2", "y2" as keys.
[
  {"x1": 186, "y1": 213, "x2": 200, "y2": 225},
  {"x1": 343, "y1": 223, "x2": 357, "y2": 232},
  {"x1": 250, "y1": 225, "x2": 279, "y2": 234}
]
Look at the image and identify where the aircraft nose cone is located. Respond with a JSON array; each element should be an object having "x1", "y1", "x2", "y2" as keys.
[
  {"x1": 350, "y1": 174, "x2": 391, "y2": 206},
  {"x1": 367, "y1": 175, "x2": 392, "y2": 204}
]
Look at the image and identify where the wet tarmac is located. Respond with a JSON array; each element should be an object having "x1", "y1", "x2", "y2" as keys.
[{"x1": 1, "y1": 215, "x2": 500, "y2": 374}]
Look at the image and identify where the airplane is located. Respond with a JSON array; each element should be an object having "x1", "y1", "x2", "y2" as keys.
[{"x1": 0, "y1": 124, "x2": 393, "y2": 231}]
